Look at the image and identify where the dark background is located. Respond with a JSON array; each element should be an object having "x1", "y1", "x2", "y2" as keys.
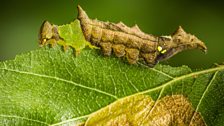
[{"x1": 0, "y1": 0, "x2": 223, "y2": 69}]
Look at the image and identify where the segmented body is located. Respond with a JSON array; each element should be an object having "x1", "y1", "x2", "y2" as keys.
[
  {"x1": 39, "y1": 5, "x2": 207, "y2": 67},
  {"x1": 77, "y1": 6, "x2": 164, "y2": 66}
]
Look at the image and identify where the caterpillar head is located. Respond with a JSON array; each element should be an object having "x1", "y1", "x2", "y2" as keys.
[
  {"x1": 39, "y1": 21, "x2": 59, "y2": 46},
  {"x1": 156, "y1": 26, "x2": 207, "y2": 62}
]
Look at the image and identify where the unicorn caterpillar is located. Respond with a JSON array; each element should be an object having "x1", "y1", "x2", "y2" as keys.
[{"x1": 39, "y1": 5, "x2": 207, "y2": 67}]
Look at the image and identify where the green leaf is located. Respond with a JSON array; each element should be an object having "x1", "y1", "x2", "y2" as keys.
[
  {"x1": 57, "y1": 20, "x2": 90, "y2": 53},
  {"x1": 0, "y1": 45, "x2": 224, "y2": 125}
]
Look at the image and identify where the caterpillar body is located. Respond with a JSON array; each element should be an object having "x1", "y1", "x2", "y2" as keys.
[
  {"x1": 39, "y1": 5, "x2": 207, "y2": 67},
  {"x1": 77, "y1": 5, "x2": 207, "y2": 66}
]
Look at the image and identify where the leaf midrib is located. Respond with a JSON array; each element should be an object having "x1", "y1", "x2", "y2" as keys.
[{"x1": 0, "y1": 67, "x2": 118, "y2": 99}]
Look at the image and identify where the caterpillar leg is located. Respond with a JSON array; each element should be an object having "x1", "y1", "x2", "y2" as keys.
[
  {"x1": 112, "y1": 44, "x2": 126, "y2": 57},
  {"x1": 141, "y1": 53, "x2": 157, "y2": 67},
  {"x1": 47, "y1": 39, "x2": 57, "y2": 47},
  {"x1": 99, "y1": 42, "x2": 112, "y2": 56},
  {"x1": 125, "y1": 48, "x2": 139, "y2": 64}
]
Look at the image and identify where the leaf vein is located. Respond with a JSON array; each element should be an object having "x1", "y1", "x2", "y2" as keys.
[
  {"x1": 49, "y1": 114, "x2": 89, "y2": 126},
  {"x1": 138, "y1": 65, "x2": 224, "y2": 95},
  {"x1": 189, "y1": 71, "x2": 219, "y2": 125},
  {"x1": 0, "y1": 114, "x2": 49, "y2": 125},
  {"x1": 0, "y1": 68, "x2": 118, "y2": 100},
  {"x1": 196, "y1": 71, "x2": 218, "y2": 112},
  {"x1": 138, "y1": 63, "x2": 174, "y2": 79}
]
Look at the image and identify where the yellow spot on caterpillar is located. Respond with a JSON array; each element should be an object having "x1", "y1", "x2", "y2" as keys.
[
  {"x1": 161, "y1": 49, "x2": 167, "y2": 54},
  {"x1": 157, "y1": 46, "x2": 163, "y2": 52},
  {"x1": 43, "y1": 39, "x2": 47, "y2": 43}
]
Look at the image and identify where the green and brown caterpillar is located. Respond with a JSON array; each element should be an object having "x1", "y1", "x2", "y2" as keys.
[{"x1": 39, "y1": 5, "x2": 207, "y2": 67}]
